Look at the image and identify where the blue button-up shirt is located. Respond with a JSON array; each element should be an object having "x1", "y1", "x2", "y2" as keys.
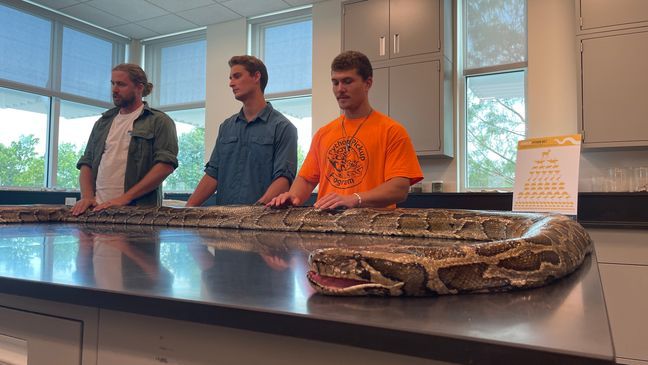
[{"x1": 205, "y1": 103, "x2": 297, "y2": 205}]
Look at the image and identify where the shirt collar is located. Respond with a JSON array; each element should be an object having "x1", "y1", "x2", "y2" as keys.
[
  {"x1": 103, "y1": 101, "x2": 150, "y2": 118},
  {"x1": 236, "y1": 102, "x2": 273, "y2": 124}
]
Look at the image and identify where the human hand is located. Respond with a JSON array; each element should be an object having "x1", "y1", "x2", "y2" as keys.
[
  {"x1": 93, "y1": 195, "x2": 132, "y2": 212},
  {"x1": 313, "y1": 193, "x2": 358, "y2": 210},
  {"x1": 260, "y1": 253, "x2": 290, "y2": 271},
  {"x1": 266, "y1": 192, "x2": 301, "y2": 208},
  {"x1": 71, "y1": 197, "x2": 97, "y2": 216}
]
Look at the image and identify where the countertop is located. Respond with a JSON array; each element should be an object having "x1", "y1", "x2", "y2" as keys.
[{"x1": 0, "y1": 222, "x2": 614, "y2": 364}]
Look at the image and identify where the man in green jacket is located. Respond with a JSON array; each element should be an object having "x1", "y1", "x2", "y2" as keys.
[{"x1": 72, "y1": 64, "x2": 178, "y2": 215}]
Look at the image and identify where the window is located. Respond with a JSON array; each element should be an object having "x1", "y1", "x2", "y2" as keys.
[
  {"x1": 0, "y1": 2, "x2": 126, "y2": 190},
  {"x1": 61, "y1": 27, "x2": 113, "y2": 102},
  {"x1": 0, "y1": 87, "x2": 49, "y2": 188},
  {"x1": 0, "y1": 4, "x2": 51, "y2": 88},
  {"x1": 251, "y1": 9, "x2": 313, "y2": 168},
  {"x1": 163, "y1": 108, "x2": 206, "y2": 192},
  {"x1": 463, "y1": 0, "x2": 527, "y2": 190},
  {"x1": 145, "y1": 36, "x2": 206, "y2": 107},
  {"x1": 270, "y1": 97, "x2": 312, "y2": 168},
  {"x1": 143, "y1": 31, "x2": 207, "y2": 192},
  {"x1": 57, "y1": 101, "x2": 105, "y2": 189}
]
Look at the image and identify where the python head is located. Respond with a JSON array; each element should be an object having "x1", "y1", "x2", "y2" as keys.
[{"x1": 307, "y1": 247, "x2": 430, "y2": 296}]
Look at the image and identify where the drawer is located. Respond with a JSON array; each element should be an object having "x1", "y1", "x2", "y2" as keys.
[{"x1": 0, "y1": 305, "x2": 83, "y2": 365}]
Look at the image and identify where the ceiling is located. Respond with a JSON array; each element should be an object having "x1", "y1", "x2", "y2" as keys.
[{"x1": 27, "y1": 0, "x2": 322, "y2": 39}]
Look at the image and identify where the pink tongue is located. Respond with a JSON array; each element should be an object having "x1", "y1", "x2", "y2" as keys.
[{"x1": 308, "y1": 271, "x2": 370, "y2": 288}]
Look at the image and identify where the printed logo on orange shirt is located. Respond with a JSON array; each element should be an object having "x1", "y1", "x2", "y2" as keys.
[{"x1": 325, "y1": 137, "x2": 368, "y2": 189}]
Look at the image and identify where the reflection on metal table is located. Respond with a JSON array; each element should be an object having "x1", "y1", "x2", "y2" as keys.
[{"x1": 0, "y1": 222, "x2": 613, "y2": 364}]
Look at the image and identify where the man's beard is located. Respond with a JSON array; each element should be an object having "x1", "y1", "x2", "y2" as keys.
[{"x1": 113, "y1": 94, "x2": 135, "y2": 108}]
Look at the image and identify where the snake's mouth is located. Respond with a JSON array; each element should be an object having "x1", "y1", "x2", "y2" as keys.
[
  {"x1": 307, "y1": 270, "x2": 404, "y2": 296},
  {"x1": 307, "y1": 271, "x2": 371, "y2": 288}
]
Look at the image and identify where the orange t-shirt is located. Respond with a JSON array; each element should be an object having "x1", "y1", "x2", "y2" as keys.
[{"x1": 299, "y1": 110, "x2": 423, "y2": 208}]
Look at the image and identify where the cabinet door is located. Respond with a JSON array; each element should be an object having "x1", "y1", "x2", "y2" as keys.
[
  {"x1": 0, "y1": 306, "x2": 83, "y2": 364},
  {"x1": 390, "y1": 0, "x2": 441, "y2": 58},
  {"x1": 389, "y1": 61, "x2": 441, "y2": 154},
  {"x1": 580, "y1": 0, "x2": 648, "y2": 31},
  {"x1": 343, "y1": 0, "x2": 389, "y2": 61},
  {"x1": 599, "y1": 264, "x2": 648, "y2": 362},
  {"x1": 581, "y1": 31, "x2": 648, "y2": 146},
  {"x1": 369, "y1": 67, "x2": 389, "y2": 114}
]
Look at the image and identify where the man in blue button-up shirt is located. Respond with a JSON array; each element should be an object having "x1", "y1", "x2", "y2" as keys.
[{"x1": 186, "y1": 56, "x2": 297, "y2": 206}]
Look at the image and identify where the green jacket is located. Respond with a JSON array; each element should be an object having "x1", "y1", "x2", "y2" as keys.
[{"x1": 76, "y1": 103, "x2": 179, "y2": 207}]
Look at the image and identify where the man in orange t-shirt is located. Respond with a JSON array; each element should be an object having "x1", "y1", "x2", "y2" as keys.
[{"x1": 268, "y1": 51, "x2": 423, "y2": 209}]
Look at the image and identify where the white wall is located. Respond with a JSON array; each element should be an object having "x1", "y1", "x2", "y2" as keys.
[
  {"x1": 204, "y1": 18, "x2": 247, "y2": 158},
  {"x1": 312, "y1": 0, "x2": 344, "y2": 132},
  {"x1": 128, "y1": 39, "x2": 141, "y2": 64},
  {"x1": 527, "y1": 0, "x2": 578, "y2": 138},
  {"x1": 201, "y1": 0, "x2": 648, "y2": 192}
]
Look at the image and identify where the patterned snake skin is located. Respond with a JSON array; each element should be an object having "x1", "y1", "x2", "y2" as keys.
[{"x1": 0, "y1": 205, "x2": 592, "y2": 296}]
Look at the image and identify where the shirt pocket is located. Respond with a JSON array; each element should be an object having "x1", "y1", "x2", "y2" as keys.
[
  {"x1": 219, "y1": 136, "x2": 240, "y2": 159},
  {"x1": 249, "y1": 136, "x2": 273, "y2": 156},
  {"x1": 129, "y1": 130, "x2": 155, "y2": 164},
  {"x1": 249, "y1": 136, "x2": 274, "y2": 175}
]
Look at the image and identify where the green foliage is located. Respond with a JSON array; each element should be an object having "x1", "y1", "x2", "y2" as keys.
[
  {"x1": 164, "y1": 127, "x2": 205, "y2": 192},
  {"x1": 465, "y1": 0, "x2": 526, "y2": 69},
  {"x1": 57, "y1": 142, "x2": 84, "y2": 189},
  {"x1": 0, "y1": 129, "x2": 208, "y2": 192},
  {"x1": 297, "y1": 143, "x2": 305, "y2": 171},
  {"x1": 464, "y1": 0, "x2": 526, "y2": 190},
  {"x1": 0, "y1": 135, "x2": 45, "y2": 187},
  {"x1": 0, "y1": 238, "x2": 43, "y2": 273},
  {"x1": 466, "y1": 89, "x2": 525, "y2": 189}
]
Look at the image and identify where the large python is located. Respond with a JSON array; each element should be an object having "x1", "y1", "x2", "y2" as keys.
[{"x1": 0, "y1": 205, "x2": 592, "y2": 296}]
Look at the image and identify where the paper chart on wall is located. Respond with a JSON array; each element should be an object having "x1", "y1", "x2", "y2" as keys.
[{"x1": 512, "y1": 134, "x2": 581, "y2": 215}]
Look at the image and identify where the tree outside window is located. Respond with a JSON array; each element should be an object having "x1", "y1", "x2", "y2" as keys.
[{"x1": 464, "y1": 0, "x2": 527, "y2": 190}]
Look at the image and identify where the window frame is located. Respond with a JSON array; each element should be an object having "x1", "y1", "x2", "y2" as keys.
[
  {"x1": 141, "y1": 29, "x2": 207, "y2": 112},
  {"x1": 248, "y1": 8, "x2": 313, "y2": 171},
  {"x1": 249, "y1": 7, "x2": 313, "y2": 100},
  {"x1": 458, "y1": 0, "x2": 528, "y2": 192},
  {"x1": 142, "y1": 30, "x2": 207, "y2": 193},
  {"x1": 0, "y1": 0, "x2": 128, "y2": 189}
]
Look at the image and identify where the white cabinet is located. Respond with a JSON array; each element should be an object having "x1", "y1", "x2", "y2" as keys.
[
  {"x1": 579, "y1": 29, "x2": 648, "y2": 148},
  {"x1": 369, "y1": 59, "x2": 452, "y2": 157},
  {"x1": 343, "y1": 0, "x2": 441, "y2": 61},
  {"x1": 0, "y1": 294, "x2": 98, "y2": 365},
  {"x1": 0, "y1": 306, "x2": 82, "y2": 364},
  {"x1": 578, "y1": 0, "x2": 648, "y2": 33},
  {"x1": 96, "y1": 309, "x2": 445, "y2": 365},
  {"x1": 576, "y1": 0, "x2": 648, "y2": 148},
  {"x1": 344, "y1": 0, "x2": 453, "y2": 157},
  {"x1": 343, "y1": 0, "x2": 389, "y2": 61},
  {"x1": 369, "y1": 67, "x2": 389, "y2": 113},
  {"x1": 590, "y1": 229, "x2": 648, "y2": 364}
]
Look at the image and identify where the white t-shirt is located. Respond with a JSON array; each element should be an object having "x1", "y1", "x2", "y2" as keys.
[
  {"x1": 92, "y1": 235, "x2": 124, "y2": 289},
  {"x1": 96, "y1": 105, "x2": 144, "y2": 204}
]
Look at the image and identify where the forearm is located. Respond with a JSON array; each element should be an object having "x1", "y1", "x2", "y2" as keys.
[
  {"x1": 289, "y1": 176, "x2": 317, "y2": 205},
  {"x1": 354, "y1": 177, "x2": 410, "y2": 208},
  {"x1": 122, "y1": 163, "x2": 175, "y2": 203},
  {"x1": 78, "y1": 166, "x2": 96, "y2": 199},
  {"x1": 266, "y1": 176, "x2": 317, "y2": 207},
  {"x1": 257, "y1": 177, "x2": 290, "y2": 204},
  {"x1": 186, "y1": 174, "x2": 218, "y2": 207}
]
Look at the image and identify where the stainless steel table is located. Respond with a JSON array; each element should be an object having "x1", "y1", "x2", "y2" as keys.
[{"x1": 0, "y1": 223, "x2": 614, "y2": 364}]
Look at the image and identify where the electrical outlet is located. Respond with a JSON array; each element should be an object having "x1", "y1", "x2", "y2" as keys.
[{"x1": 64, "y1": 197, "x2": 77, "y2": 206}]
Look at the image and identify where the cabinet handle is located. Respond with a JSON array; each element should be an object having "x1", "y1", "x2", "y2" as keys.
[
  {"x1": 379, "y1": 36, "x2": 385, "y2": 56},
  {"x1": 393, "y1": 33, "x2": 400, "y2": 54}
]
